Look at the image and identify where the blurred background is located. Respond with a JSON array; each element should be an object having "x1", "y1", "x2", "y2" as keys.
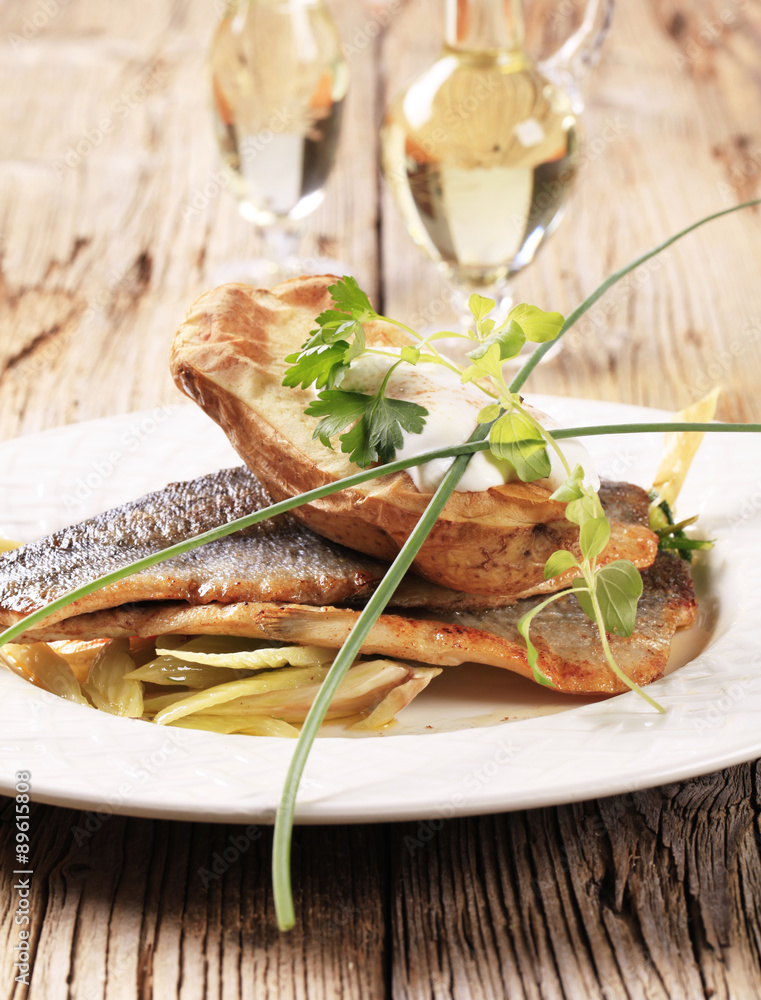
[{"x1": 0, "y1": 0, "x2": 759, "y2": 440}]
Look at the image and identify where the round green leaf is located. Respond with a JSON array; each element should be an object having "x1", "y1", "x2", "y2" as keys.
[
  {"x1": 544, "y1": 550, "x2": 579, "y2": 580},
  {"x1": 579, "y1": 516, "x2": 611, "y2": 561}
]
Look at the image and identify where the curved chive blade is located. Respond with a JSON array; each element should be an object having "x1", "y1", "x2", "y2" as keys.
[
  {"x1": 509, "y1": 197, "x2": 761, "y2": 393},
  {"x1": 272, "y1": 431, "x2": 488, "y2": 930},
  {"x1": 0, "y1": 441, "x2": 486, "y2": 647},
  {"x1": 554, "y1": 423, "x2": 761, "y2": 437},
  {"x1": 2, "y1": 422, "x2": 759, "y2": 648}
]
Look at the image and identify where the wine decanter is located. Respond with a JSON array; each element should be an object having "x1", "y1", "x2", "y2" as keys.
[{"x1": 381, "y1": 0, "x2": 613, "y2": 361}]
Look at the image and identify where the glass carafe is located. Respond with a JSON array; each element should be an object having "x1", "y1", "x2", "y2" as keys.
[{"x1": 381, "y1": 0, "x2": 612, "y2": 351}]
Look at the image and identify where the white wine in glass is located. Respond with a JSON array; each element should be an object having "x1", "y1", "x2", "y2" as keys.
[
  {"x1": 210, "y1": 0, "x2": 350, "y2": 284},
  {"x1": 381, "y1": 0, "x2": 607, "y2": 361}
]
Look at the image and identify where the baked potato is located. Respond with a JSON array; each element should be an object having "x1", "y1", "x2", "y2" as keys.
[{"x1": 170, "y1": 275, "x2": 658, "y2": 597}]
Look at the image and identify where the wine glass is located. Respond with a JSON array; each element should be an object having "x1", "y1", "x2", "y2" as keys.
[
  {"x1": 380, "y1": 0, "x2": 612, "y2": 365},
  {"x1": 209, "y1": 0, "x2": 351, "y2": 286}
]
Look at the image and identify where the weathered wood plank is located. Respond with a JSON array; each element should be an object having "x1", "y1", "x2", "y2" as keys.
[
  {"x1": 0, "y1": 0, "x2": 382, "y2": 440},
  {"x1": 0, "y1": 800, "x2": 388, "y2": 1000},
  {"x1": 391, "y1": 765, "x2": 761, "y2": 1000}
]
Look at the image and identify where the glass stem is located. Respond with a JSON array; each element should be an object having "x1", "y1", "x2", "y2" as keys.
[
  {"x1": 445, "y1": 0, "x2": 524, "y2": 51},
  {"x1": 259, "y1": 225, "x2": 303, "y2": 269}
]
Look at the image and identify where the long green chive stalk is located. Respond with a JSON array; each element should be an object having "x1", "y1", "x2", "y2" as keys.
[
  {"x1": 554, "y1": 423, "x2": 761, "y2": 437},
  {"x1": 272, "y1": 431, "x2": 487, "y2": 929},
  {"x1": 2, "y1": 421, "x2": 757, "y2": 649},
  {"x1": 509, "y1": 198, "x2": 761, "y2": 393}
]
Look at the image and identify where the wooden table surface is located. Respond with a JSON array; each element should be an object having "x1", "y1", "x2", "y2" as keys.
[{"x1": 2, "y1": 0, "x2": 761, "y2": 996}]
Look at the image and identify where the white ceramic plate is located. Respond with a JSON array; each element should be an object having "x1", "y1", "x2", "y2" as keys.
[{"x1": 0, "y1": 398, "x2": 758, "y2": 824}]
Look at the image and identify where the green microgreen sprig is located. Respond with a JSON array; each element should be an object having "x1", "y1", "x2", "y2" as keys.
[{"x1": 520, "y1": 463, "x2": 663, "y2": 713}]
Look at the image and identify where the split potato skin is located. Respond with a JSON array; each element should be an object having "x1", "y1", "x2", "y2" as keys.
[{"x1": 171, "y1": 276, "x2": 658, "y2": 597}]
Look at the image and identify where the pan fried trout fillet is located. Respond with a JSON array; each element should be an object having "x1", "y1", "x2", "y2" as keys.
[
  {"x1": 0, "y1": 467, "x2": 391, "y2": 629},
  {"x1": 20, "y1": 552, "x2": 696, "y2": 695},
  {"x1": 0, "y1": 469, "x2": 656, "y2": 631}
]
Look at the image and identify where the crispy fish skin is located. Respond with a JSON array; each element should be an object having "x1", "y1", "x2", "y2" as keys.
[
  {"x1": 0, "y1": 466, "x2": 659, "y2": 633},
  {"x1": 22, "y1": 552, "x2": 696, "y2": 696},
  {"x1": 0, "y1": 468, "x2": 392, "y2": 628}
]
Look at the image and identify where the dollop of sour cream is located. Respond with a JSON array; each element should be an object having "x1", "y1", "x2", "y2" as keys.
[{"x1": 339, "y1": 349, "x2": 599, "y2": 494}]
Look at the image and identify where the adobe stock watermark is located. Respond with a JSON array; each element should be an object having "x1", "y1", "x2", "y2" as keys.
[
  {"x1": 383, "y1": 75, "x2": 502, "y2": 187},
  {"x1": 728, "y1": 479, "x2": 761, "y2": 531},
  {"x1": 716, "y1": 140, "x2": 761, "y2": 204},
  {"x1": 689, "y1": 672, "x2": 757, "y2": 733},
  {"x1": 6, "y1": 0, "x2": 70, "y2": 50},
  {"x1": 197, "y1": 820, "x2": 271, "y2": 888},
  {"x1": 403, "y1": 113, "x2": 628, "y2": 333},
  {"x1": 69, "y1": 732, "x2": 189, "y2": 845},
  {"x1": 563, "y1": 251, "x2": 672, "y2": 357},
  {"x1": 502, "y1": 114, "x2": 629, "y2": 247},
  {"x1": 403, "y1": 738, "x2": 517, "y2": 855},
  {"x1": 341, "y1": 0, "x2": 402, "y2": 57},
  {"x1": 685, "y1": 317, "x2": 761, "y2": 398},
  {"x1": 11, "y1": 264, "x2": 137, "y2": 389},
  {"x1": 61, "y1": 404, "x2": 178, "y2": 511},
  {"x1": 51, "y1": 65, "x2": 165, "y2": 178},
  {"x1": 544, "y1": 0, "x2": 585, "y2": 28},
  {"x1": 673, "y1": 0, "x2": 750, "y2": 71},
  {"x1": 183, "y1": 108, "x2": 296, "y2": 220}
]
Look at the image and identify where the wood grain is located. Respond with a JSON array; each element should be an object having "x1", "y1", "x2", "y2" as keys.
[
  {"x1": 0, "y1": 0, "x2": 382, "y2": 439},
  {"x1": 1, "y1": 0, "x2": 761, "y2": 997},
  {"x1": 0, "y1": 800, "x2": 387, "y2": 1000},
  {"x1": 391, "y1": 767, "x2": 761, "y2": 999}
]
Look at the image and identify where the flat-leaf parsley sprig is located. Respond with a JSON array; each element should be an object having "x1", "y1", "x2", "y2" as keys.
[{"x1": 282, "y1": 279, "x2": 569, "y2": 478}]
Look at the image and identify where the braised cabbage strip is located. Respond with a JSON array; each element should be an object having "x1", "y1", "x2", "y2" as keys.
[{"x1": 0, "y1": 635, "x2": 438, "y2": 735}]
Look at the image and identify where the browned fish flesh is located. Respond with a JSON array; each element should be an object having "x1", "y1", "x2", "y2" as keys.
[
  {"x1": 0, "y1": 469, "x2": 659, "y2": 633},
  {"x1": 21, "y1": 552, "x2": 696, "y2": 695}
]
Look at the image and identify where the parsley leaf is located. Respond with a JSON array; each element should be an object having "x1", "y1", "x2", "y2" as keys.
[
  {"x1": 305, "y1": 389, "x2": 428, "y2": 467},
  {"x1": 283, "y1": 277, "x2": 380, "y2": 392},
  {"x1": 282, "y1": 342, "x2": 351, "y2": 390},
  {"x1": 304, "y1": 391, "x2": 369, "y2": 447},
  {"x1": 328, "y1": 276, "x2": 375, "y2": 319}
]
